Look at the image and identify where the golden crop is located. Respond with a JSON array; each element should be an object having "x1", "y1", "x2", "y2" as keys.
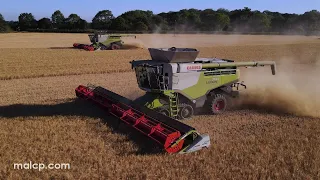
[{"x1": 0, "y1": 33, "x2": 319, "y2": 179}]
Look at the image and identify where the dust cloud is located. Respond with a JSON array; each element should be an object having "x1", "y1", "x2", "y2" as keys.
[
  {"x1": 121, "y1": 31, "x2": 320, "y2": 117},
  {"x1": 121, "y1": 37, "x2": 146, "y2": 49},
  {"x1": 237, "y1": 57, "x2": 320, "y2": 118}
]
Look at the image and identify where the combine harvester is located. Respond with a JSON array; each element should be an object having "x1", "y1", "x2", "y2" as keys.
[
  {"x1": 75, "y1": 47, "x2": 276, "y2": 154},
  {"x1": 73, "y1": 32, "x2": 137, "y2": 51}
]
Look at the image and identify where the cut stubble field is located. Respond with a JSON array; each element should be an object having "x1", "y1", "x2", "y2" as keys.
[{"x1": 0, "y1": 33, "x2": 319, "y2": 179}]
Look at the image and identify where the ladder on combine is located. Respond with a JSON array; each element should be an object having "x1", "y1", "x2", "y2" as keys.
[
  {"x1": 168, "y1": 92, "x2": 179, "y2": 119},
  {"x1": 158, "y1": 75, "x2": 179, "y2": 119}
]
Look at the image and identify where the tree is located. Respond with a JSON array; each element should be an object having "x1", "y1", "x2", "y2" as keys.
[
  {"x1": 134, "y1": 21, "x2": 148, "y2": 31},
  {"x1": 38, "y1": 18, "x2": 52, "y2": 29},
  {"x1": 75, "y1": 19, "x2": 88, "y2": 30},
  {"x1": 213, "y1": 13, "x2": 230, "y2": 31},
  {"x1": 5, "y1": 7, "x2": 320, "y2": 34},
  {"x1": 176, "y1": 9, "x2": 201, "y2": 30},
  {"x1": 263, "y1": 11, "x2": 286, "y2": 32},
  {"x1": 152, "y1": 15, "x2": 164, "y2": 26},
  {"x1": 18, "y1": 13, "x2": 37, "y2": 30},
  {"x1": 118, "y1": 10, "x2": 153, "y2": 31},
  {"x1": 51, "y1": 10, "x2": 65, "y2": 29},
  {"x1": 151, "y1": 15, "x2": 169, "y2": 31},
  {"x1": 200, "y1": 9, "x2": 216, "y2": 30},
  {"x1": 282, "y1": 13, "x2": 301, "y2": 34},
  {"x1": 66, "y1": 14, "x2": 80, "y2": 23},
  {"x1": 229, "y1": 7, "x2": 253, "y2": 32},
  {"x1": 248, "y1": 11, "x2": 271, "y2": 32},
  {"x1": 64, "y1": 14, "x2": 88, "y2": 30},
  {"x1": 0, "y1": 13, "x2": 11, "y2": 32},
  {"x1": 216, "y1": 8, "x2": 230, "y2": 15},
  {"x1": 161, "y1": 11, "x2": 180, "y2": 28},
  {"x1": 65, "y1": 14, "x2": 80, "y2": 29},
  {"x1": 199, "y1": 10, "x2": 229, "y2": 31},
  {"x1": 7, "y1": 21, "x2": 18, "y2": 31},
  {"x1": 301, "y1": 10, "x2": 320, "y2": 34},
  {"x1": 92, "y1": 10, "x2": 114, "y2": 30},
  {"x1": 110, "y1": 17, "x2": 127, "y2": 31}
]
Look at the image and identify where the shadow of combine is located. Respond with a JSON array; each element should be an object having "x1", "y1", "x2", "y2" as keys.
[
  {"x1": 48, "y1": 47, "x2": 75, "y2": 50},
  {"x1": 193, "y1": 102, "x2": 302, "y2": 117},
  {"x1": 48, "y1": 44, "x2": 144, "y2": 51},
  {"x1": 0, "y1": 99, "x2": 163, "y2": 155}
]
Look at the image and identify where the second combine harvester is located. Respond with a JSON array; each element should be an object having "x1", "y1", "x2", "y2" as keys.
[
  {"x1": 75, "y1": 47, "x2": 276, "y2": 154},
  {"x1": 73, "y1": 32, "x2": 137, "y2": 51}
]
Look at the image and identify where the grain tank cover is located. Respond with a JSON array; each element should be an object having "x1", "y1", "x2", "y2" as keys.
[{"x1": 148, "y1": 47, "x2": 200, "y2": 63}]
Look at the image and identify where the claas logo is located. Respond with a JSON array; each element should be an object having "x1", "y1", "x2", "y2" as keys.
[{"x1": 187, "y1": 66, "x2": 201, "y2": 70}]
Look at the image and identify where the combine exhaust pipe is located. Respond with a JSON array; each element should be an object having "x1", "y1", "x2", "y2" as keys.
[{"x1": 75, "y1": 85, "x2": 210, "y2": 154}]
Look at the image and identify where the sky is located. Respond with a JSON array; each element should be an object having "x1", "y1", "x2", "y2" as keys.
[{"x1": 0, "y1": 0, "x2": 319, "y2": 22}]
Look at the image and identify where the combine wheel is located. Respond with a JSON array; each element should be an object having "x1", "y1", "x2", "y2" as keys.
[
  {"x1": 178, "y1": 103, "x2": 194, "y2": 120},
  {"x1": 100, "y1": 45, "x2": 108, "y2": 50},
  {"x1": 157, "y1": 106, "x2": 170, "y2": 116},
  {"x1": 210, "y1": 94, "x2": 227, "y2": 114},
  {"x1": 111, "y1": 43, "x2": 121, "y2": 50}
]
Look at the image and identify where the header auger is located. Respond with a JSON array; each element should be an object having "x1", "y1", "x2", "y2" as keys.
[
  {"x1": 75, "y1": 85, "x2": 210, "y2": 154},
  {"x1": 75, "y1": 47, "x2": 276, "y2": 154},
  {"x1": 73, "y1": 32, "x2": 137, "y2": 51}
]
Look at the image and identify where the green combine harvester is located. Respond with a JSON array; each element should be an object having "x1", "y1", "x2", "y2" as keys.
[
  {"x1": 131, "y1": 47, "x2": 276, "y2": 120},
  {"x1": 73, "y1": 32, "x2": 136, "y2": 51},
  {"x1": 75, "y1": 47, "x2": 276, "y2": 154}
]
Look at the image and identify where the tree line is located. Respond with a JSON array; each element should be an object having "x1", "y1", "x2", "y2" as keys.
[{"x1": 1, "y1": 7, "x2": 320, "y2": 35}]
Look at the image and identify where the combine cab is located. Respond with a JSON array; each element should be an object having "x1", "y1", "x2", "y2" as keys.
[
  {"x1": 75, "y1": 47, "x2": 276, "y2": 154},
  {"x1": 73, "y1": 32, "x2": 137, "y2": 51}
]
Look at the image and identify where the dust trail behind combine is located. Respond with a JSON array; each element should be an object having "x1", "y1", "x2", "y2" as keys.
[
  {"x1": 238, "y1": 57, "x2": 320, "y2": 117},
  {"x1": 122, "y1": 37, "x2": 146, "y2": 49}
]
